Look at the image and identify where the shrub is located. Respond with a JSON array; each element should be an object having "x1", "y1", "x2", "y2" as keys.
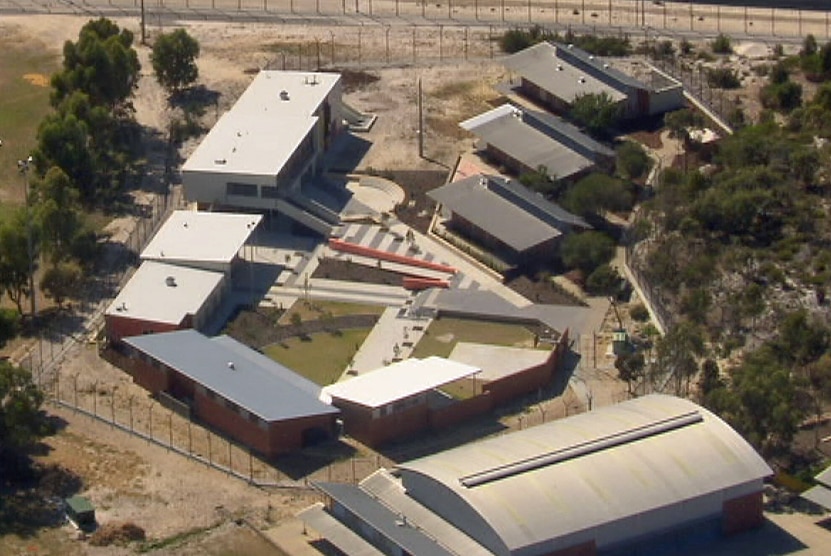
[
  {"x1": 561, "y1": 231, "x2": 616, "y2": 274},
  {"x1": 711, "y1": 33, "x2": 733, "y2": 54},
  {"x1": 680, "y1": 39, "x2": 693, "y2": 55},
  {"x1": 0, "y1": 308, "x2": 20, "y2": 348},
  {"x1": 630, "y1": 304, "x2": 650, "y2": 322},
  {"x1": 499, "y1": 25, "x2": 553, "y2": 53},
  {"x1": 707, "y1": 67, "x2": 741, "y2": 89},
  {"x1": 586, "y1": 264, "x2": 623, "y2": 296},
  {"x1": 89, "y1": 522, "x2": 146, "y2": 547},
  {"x1": 616, "y1": 141, "x2": 652, "y2": 180}
]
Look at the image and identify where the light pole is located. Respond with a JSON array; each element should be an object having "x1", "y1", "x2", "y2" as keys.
[{"x1": 16, "y1": 156, "x2": 36, "y2": 320}]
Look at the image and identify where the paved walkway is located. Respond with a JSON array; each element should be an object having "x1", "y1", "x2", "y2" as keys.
[{"x1": 344, "y1": 306, "x2": 432, "y2": 378}]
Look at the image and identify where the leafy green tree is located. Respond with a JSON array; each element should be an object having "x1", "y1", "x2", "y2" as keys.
[
  {"x1": 519, "y1": 165, "x2": 562, "y2": 197},
  {"x1": 564, "y1": 173, "x2": 632, "y2": 218},
  {"x1": 586, "y1": 264, "x2": 622, "y2": 296},
  {"x1": 0, "y1": 360, "x2": 49, "y2": 457},
  {"x1": 802, "y1": 34, "x2": 818, "y2": 57},
  {"x1": 32, "y1": 167, "x2": 83, "y2": 263},
  {"x1": 561, "y1": 231, "x2": 615, "y2": 274},
  {"x1": 0, "y1": 209, "x2": 40, "y2": 316},
  {"x1": 707, "y1": 67, "x2": 741, "y2": 89},
  {"x1": 664, "y1": 108, "x2": 705, "y2": 142},
  {"x1": 698, "y1": 358, "x2": 722, "y2": 403},
  {"x1": 654, "y1": 322, "x2": 705, "y2": 396},
  {"x1": 570, "y1": 92, "x2": 622, "y2": 138},
  {"x1": 615, "y1": 141, "x2": 652, "y2": 180},
  {"x1": 40, "y1": 261, "x2": 82, "y2": 309},
  {"x1": 151, "y1": 29, "x2": 200, "y2": 94},
  {"x1": 51, "y1": 18, "x2": 140, "y2": 112},
  {"x1": 616, "y1": 351, "x2": 645, "y2": 395},
  {"x1": 32, "y1": 112, "x2": 95, "y2": 199}
]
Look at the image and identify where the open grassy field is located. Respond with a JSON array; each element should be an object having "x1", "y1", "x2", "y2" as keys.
[
  {"x1": 0, "y1": 29, "x2": 58, "y2": 208},
  {"x1": 264, "y1": 327, "x2": 372, "y2": 385},
  {"x1": 411, "y1": 317, "x2": 542, "y2": 359}
]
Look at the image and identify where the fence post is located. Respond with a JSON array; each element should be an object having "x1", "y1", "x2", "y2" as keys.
[{"x1": 227, "y1": 439, "x2": 232, "y2": 474}]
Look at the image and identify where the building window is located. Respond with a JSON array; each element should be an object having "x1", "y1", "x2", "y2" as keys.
[
  {"x1": 227, "y1": 182, "x2": 258, "y2": 197},
  {"x1": 261, "y1": 185, "x2": 280, "y2": 199}
]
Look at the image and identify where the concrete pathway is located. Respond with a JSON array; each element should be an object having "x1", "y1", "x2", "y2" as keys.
[{"x1": 344, "y1": 307, "x2": 432, "y2": 378}]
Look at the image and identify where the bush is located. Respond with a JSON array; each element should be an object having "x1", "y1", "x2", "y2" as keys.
[
  {"x1": 89, "y1": 522, "x2": 146, "y2": 547},
  {"x1": 630, "y1": 304, "x2": 650, "y2": 322},
  {"x1": 680, "y1": 39, "x2": 693, "y2": 55},
  {"x1": 0, "y1": 308, "x2": 20, "y2": 348},
  {"x1": 760, "y1": 80, "x2": 803, "y2": 112},
  {"x1": 616, "y1": 141, "x2": 652, "y2": 180},
  {"x1": 561, "y1": 231, "x2": 616, "y2": 274},
  {"x1": 707, "y1": 67, "x2": 741, "y2": 89},
  {"x1": 586, "y1": 264, "x2": 623, "y2": 296},
  {"x1": 499, "y1": 26, "x2": 553, "y2": 54},
  {"x1": 711, "y1": 34, "x2": 733, "y2": 54}
]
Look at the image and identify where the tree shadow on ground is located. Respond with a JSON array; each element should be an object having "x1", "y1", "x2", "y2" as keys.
[
  {"x1": 0, "y1": 415, "x2": 80, "y2": 539},
  {"x1": 271, "y1": 439, "x2": 358, "y2": 481},
  {"x1": 169, "y1": 85, "x2": 221, "y2": 114}
]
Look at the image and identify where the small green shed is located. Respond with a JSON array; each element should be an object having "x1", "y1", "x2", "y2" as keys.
[{"x1": 65, "y1": 496, "x2": 96, "y2": 528}]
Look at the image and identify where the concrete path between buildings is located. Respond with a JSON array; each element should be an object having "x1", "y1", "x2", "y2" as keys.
[{"x1": 344, "y1": 306, "x2": 432, "y2": 378}]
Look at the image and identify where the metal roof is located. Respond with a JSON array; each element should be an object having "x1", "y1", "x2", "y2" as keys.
[
  {"x1": 123, "y1": 330, "x2": 339, "y2": 422},
  {"x1": 429, "y1": 174, "x2": 589, "y2": 253},
  {"x1": 503, "y1": 41, "x2": 628, "y2": 104},
  {"x1": 298, "y1": 503, "x2": 385, "y2": 556},
  {"x1": 182, "y1": 71, "x2": 340, "y2": 177},
  {"x1": 802, "y1": 485, "x2": 831, "y2": 511},
  {"x1": 141, "y1": 211, "x2": 261, "y2": 266},
  {"x1": 460, "y1": 105, "x2": 610, "y2": 181},
  {"x1": 321, "y1": 357, "x2": 480, "y2": 409},
  {"x1": 553, "y1": 41, "x2": 646, "y2": 90},
  {"x1": 428, "y1": 176, "x2": 562, "y2": 253},
  {"x1": 105, "y1": 261, "x2": 225, "y2": 325},
  {"x1": 315, "y1": 482, "x2": 458, "y2": 556},
  {"x1": 448, "y1": 342, "x2": 551, "y2": 382},
  {"x1": 411, "y1": 288, "x2": 590, "y2": 338},
  {"x1": 397, "y1": 395, "x2": 772, "y2": 555}
]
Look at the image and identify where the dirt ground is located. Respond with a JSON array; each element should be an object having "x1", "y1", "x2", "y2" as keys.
[{"x1": 0, "y1": 11, "x2": 808, "y2": 555}]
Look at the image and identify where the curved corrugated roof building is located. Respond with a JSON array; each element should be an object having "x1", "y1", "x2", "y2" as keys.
[{"x1": 305, "y1": 395, "x2": 772, "y2": 556}]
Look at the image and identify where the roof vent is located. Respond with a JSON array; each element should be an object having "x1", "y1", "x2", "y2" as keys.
[
  {"x1": 567, "y1": 43, "x2": 573, "y2": 49},
  {"x1": 279, "y1": 90, "x2": 290, "y2": 101},
  {"x1": 603, "y1": 63, "x2": 610, "y2": 69},
  {"x1": 556, "y1": 64, "x2": 563, "y2": 71},
  {"x1": 165, "y1": 276, "x2": 177, "y2": 287},
  {"x1": 119, "y1": 301, "x2": 128, "y2": 312},
  {"x1": 214, "y1": 158, "x2": 226, "y2": 165},
  {"x1": 589, "y1": 55, "x2": 595, "y2": 60},
  {"x1": 479, "y1": 176, "x2": 488, "y2": 187},
  {"x1": 578, "y1": 76, "x2": 586, "y2": 84},
  {"x1": 227, "y1": 361, "x2": 235, "y2": 370},
  {"x1": 183, "y1": 222, "x2": 188, "y2": 228}
]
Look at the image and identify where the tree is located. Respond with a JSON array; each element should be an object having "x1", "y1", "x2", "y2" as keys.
[
  {"x1": 51, "y1": 18, "x2": 140, "y2": 112},
  {"x1": 569, "y1": 92, "x2": 622, "y2": 138},
  {"x1": 40, "y1": 261, "x2": 82, "y2": 309},
  {"x1": 664, "y1": 108, "x2": 705, "y2": 142},
  {"x1": 615, "y1": 141, "x2": 652, "y2": 180},
  {"x1": 616, "y1": 351, "x2": 645, "y2": 395},
  {"x1": 0, "y1": 209, "x2": 40, "y2": 316},
  {"x1": 32, "y1": 167, "x2": 82, "y2": 263},
  {"x1": 32, "y1": 112, "x2": 95, "y2": 200},
  {"x1": 586, "y1": 264, "x2": 622, "y2": 296},
  {"x1": 653, "y1": 322, "x2": 705, "y2": 396},
  {"x1": 151, "y1": 29, "x2": 200, "y2": 94},
  {"x1": 560, "y1": 231, "x2": 615, "y2": 274},
  {"x1": 711, "y1": 33, "x2": 733, "y2": 54},
  {"x1": 0, "y1": 360, "x2": 49, "y2": 456},
  {"x1": 564, "y1": 173, "x2": 632, "y2": 218}
]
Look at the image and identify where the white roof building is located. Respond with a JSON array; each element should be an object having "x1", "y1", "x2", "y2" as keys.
[
  {"x1": 181, "y1": 71, "x2": 344, "y2": 235},
  {"x1": 141, "y1": 210, "x2": 261, "y2": 273},
  {"x1": 321, "y1": 356, "x2": 480, "y2": 408},
  {"x1": 105, "y1": 261, "x2": 226, "y2": 341}
]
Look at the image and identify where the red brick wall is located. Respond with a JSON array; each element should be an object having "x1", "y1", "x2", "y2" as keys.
[
  {"x1": 429, "y1": 392, "x2": 493, "y2": 430},
  {"x1": 106, "y1": 314, "x2": 184, "y2": 343},
  {"x1": 484, "y1": 362, "x2": 552, "y2": 407},
  {"x1": 335, "y1": 399, "x2": 430, "y2": 447},
  {"x1": 722, "y1": 491, "x2": 764, "y2": 535},
  {"x1": 125, "y1": 357, "x2": 170, "y2": 394}
]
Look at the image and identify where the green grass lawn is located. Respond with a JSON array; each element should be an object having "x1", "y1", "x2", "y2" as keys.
[
  {"x1": 0, "y1": 33, "x2": 58, "y2": 204},
  {"x1": 263, "y1": 328, "x2": 372, "y2": 386},
  {"x1": 410, "y1": 317, "x2": 543, "y2": 359},
  {"x1": 278, "y1": 299, "x2": 385, "y2": 324}
]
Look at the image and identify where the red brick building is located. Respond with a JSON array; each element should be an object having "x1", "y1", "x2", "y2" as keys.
[
  {"x1": 321, "y1": 356, "x2": 480, "y2": 447},
  {"x1": 123, "y1": 330, "x2": 339, "y2": 458}
]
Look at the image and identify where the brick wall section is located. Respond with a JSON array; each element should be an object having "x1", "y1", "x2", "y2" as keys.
[
  {"x1": 335, "y1": 398, "x2": 430, "y2": 447},
  {"x1": 429, "y1": 392, "x2": 493, "y2": 430},
  {"x1": 105, "y1": 314, "x2": 184, "y2": 343},
  {"x1": 402, "y1": 277, "x2": 450, "y2": 290},
  {"x1": 722, "y1": 491, "x2": 764, "y2": 535}
]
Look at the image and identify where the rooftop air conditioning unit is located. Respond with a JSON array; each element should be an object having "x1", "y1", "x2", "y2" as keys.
[
  {"x1": 165, "y1": 276, "x2": 177, "y2": 287},
  {"x1": 279, "y1": 90, "x2": 290, "y2": 101}
]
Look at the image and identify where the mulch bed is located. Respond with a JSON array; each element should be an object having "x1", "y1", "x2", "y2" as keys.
[
  {"x1": 503, "y1": 274, "x2": 585, "y2": 307},
  {"x1": 312, "y1": 257, "x2": 406, "y2": 286}
]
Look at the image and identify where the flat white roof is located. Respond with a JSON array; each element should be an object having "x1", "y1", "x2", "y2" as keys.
[
  {"x1": 448, "y1": 342, "x2": 551, "y2": 382},
  {"x1": 105, "y1": 261, "x2": 224, "y2": 325},
  {"x1": 182, "y1": 71, "x2": 341, "y2": 177},
  {"x1": 321, "y1": 357, "x2": 480, "y2": 408},
  {"x1": 141, "y1": 210, "x2": 261, "y2": 265}
]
